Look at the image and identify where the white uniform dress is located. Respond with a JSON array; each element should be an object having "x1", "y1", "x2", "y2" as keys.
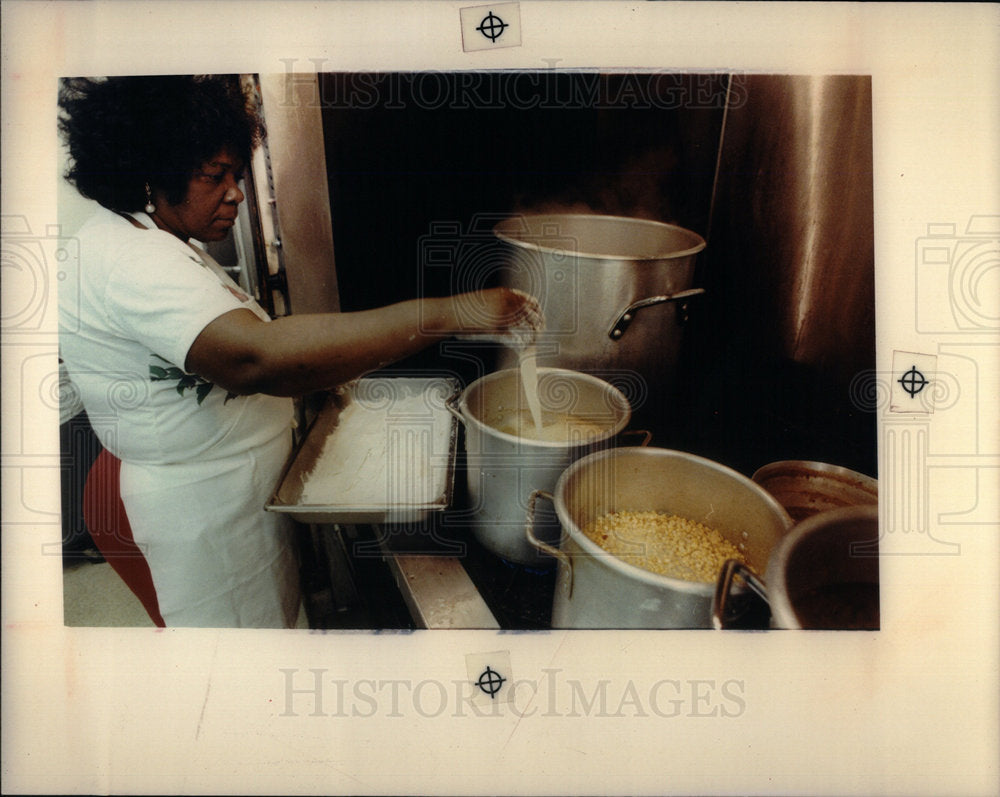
[{"x1": 59, "y1": 206, "x2": 301, "y2": 628}]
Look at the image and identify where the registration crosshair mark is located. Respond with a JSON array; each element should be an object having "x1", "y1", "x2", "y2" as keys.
[
  {"x1": 898, "y1": 365, "x2": 928, "y2": 398},
  {"x1": 476, "y1": 665, "x2": 506, "y2": 699},
  {"x1": 476, "y1": 11, "x2": 508, "y2": 42}
]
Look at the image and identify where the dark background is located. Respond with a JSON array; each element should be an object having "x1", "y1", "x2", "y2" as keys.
[{"x1": 317, "y1": 72, "x2": 876, "y2": 479}]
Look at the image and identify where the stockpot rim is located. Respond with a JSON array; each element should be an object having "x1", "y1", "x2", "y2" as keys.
[
  {"x1": 456, "y1": 366, "x2": 632, "y2": 449},
  {"x1": 550, "y1": 446, "x2": 795, "y2": 596},
  {"x1": 492, "y1": 213, "x2": 707, "y2": 262},
  {"x1": 751, "y1": 459, "x2": 878, "y2": 497}
]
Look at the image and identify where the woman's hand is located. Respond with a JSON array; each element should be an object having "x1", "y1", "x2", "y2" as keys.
[{"x1": 453, "y1": 287, "x2": 544, "y2": 349}]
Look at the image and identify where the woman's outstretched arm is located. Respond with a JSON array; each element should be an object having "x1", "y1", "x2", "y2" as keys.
[{"x1": 185, "y1": 287, "x2": 539, "y2": 397}]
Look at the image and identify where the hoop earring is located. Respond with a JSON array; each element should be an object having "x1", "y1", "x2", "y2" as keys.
[{"x1": 144, "y1": 183, "x2": 156, "y2": 214}]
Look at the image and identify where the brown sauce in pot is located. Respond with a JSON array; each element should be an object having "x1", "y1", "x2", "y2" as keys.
[{"x1": 793, "y1": 582, "x2": 880, "y2": 630}]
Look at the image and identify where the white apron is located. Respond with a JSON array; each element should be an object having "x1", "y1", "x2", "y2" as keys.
[
  {"x1": 120, "y1": 427, "x2": 300, "y2": 628},
  {"x1": 120, "y1": 235, "x2": 300, "y2": 628}
]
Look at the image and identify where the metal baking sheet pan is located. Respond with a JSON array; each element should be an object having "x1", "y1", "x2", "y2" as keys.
[{"x1": 266, "y1": 376, "x2": 460, "y2": 524}]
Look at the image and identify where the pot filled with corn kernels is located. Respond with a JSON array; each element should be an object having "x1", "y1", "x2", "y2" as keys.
[{"x1": 525, "y1": 446, "x2": 793, "y2": 628}]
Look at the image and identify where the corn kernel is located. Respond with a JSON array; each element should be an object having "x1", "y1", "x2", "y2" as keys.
[{"x1": 581, "y1": 510, "x2": 747, "y2": 583}]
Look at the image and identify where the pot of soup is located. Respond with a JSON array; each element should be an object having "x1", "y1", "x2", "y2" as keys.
[
  {"x1": 764, "y1": 504, "x2": 880, "y2": 629},
  {"x1": 525, "y1": 447, "x2": 793, "y2": 628},
  {"x1": 713, "y1": 503, "x2": 881, "y2": 630},
  {"x1": 449, "y1": 367, "x2": 631, "y2": 566}
]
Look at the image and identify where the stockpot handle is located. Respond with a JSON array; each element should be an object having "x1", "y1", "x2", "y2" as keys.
[
  {"x1": 608, "y1": 288, "x2": 707, "y2": 340},
  {"x1": 525, "y1": 489, "x2": 573, "y2": 597},
  {"x1": 444, "y1": 392, "x2": 465, "y2": 424},
  {"x1": 711, "y1": 558, "x2": 770, "y2": 630},
  {"x1": 619, "y1": 429, "x2": 653, "y2": 447}
]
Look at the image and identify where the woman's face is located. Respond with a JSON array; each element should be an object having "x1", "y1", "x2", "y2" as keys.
[{"x1": 150, "y1": 149, "x2": 245, "y2": 242}]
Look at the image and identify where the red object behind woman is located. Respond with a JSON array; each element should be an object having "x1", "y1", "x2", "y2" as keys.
[{"x1": 82, "y1": 449, "x2": 166, "y2": 627}]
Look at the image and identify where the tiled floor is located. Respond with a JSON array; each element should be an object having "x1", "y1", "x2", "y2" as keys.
[
  {"x1": 63, "y1": 559, "x2": 155, "y2": 627},
  {"x1": 62, "y1": 559, "x2": 308, "y2": 629}
]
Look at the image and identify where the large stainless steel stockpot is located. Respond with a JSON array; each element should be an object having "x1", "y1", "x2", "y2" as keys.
[
  {"x1": 450, "y1": 367, "x2": 631, "y2": 566},
  {"x1": 526, "y1": 447, "x2": 793, "y2": 628},
  {"x1": 493, "y1": 214, "x2": 706, "y2": 385}
]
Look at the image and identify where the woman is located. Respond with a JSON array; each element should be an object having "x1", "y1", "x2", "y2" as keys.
[{"x1": 57, "y1": 75, "x2": 541, "y2": 628}]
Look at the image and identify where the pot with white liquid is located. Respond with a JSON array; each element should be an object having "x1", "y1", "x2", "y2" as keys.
[{"x1": 449, "y1": 367, "x2": 631, "y2": 566}]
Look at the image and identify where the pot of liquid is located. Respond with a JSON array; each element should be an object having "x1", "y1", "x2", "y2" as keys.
[
  {"x1": 713, "y1": 504, "x2": 880, "y2": 630},
  {"x1": 765, "y1": 504, "x2": 880, "y2": 629},
  {"x1": 449, "y1": 359, "x2": 631, "y2": 567}
]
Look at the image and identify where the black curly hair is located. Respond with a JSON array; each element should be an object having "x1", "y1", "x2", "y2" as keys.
[{"x1": 58, "y1": 75, "x2": 264, "y2": 212}]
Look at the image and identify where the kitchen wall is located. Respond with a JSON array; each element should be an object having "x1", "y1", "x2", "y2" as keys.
[{"x1": 691, "y1": 74, "x2": 876, "y2": 476}]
